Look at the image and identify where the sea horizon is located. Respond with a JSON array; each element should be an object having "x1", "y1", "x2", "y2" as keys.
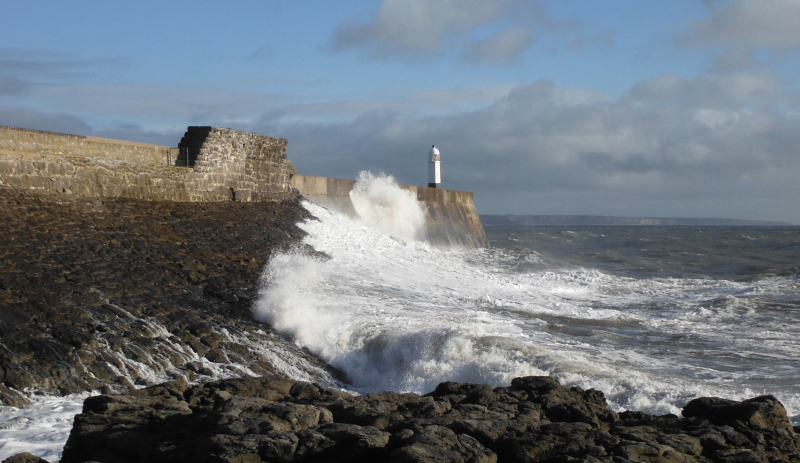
[{"x1": 481, "y1": 214, "x2": 794, "y2": 227}]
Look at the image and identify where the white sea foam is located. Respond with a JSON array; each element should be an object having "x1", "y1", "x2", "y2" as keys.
[
  {"x1": 0, "y1": 394, "x2": 91, "y2": 463},
  {"x1": 255, "y1": 171, "x2": 800, "y2": 422},
  {"x1": 0, "y1": 294, "x2": 340, "y2": 461}
]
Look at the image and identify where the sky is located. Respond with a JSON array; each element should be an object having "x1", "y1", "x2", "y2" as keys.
[{"x1": 2, "y1": 0, "x2": 799, "y2": 223}]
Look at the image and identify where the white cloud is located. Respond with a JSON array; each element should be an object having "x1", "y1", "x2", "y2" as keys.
[
  {"x1": 5, "y1": 71, "x2": 798, "y2": 222},
  {"x1": 682, "y1": 0, "x2": 800, "y2": 48},
  {"x1": 0, "y1": 76, "x2": 27, "y2": 96},
  {"x1": 330, "y1": 0, "x2": 543, "y2": 61},
  {"x1": 463, "y1": 27, "x2": 535, "y2": 64},
  {"x1": 626, "y1": 71, "x2": 778, "y2": 108},
  {"x1": 250, "y1": 74, "x2": 800, "y2": 222},
  {"x1": 0, "y1": 48, "x2": 125, "y2": 80}
]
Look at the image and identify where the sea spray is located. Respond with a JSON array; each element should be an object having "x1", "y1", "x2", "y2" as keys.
[
  {"x1": 349, "y1": 171, "x2": 426, "y2": 241},
  {"x1": 255, "y1": 252, "x2": 334, "y2": 352},
  {"x1": 255, "y1": 172, "x2": 541, "y2": 391},
  {"x1": 0, "y1": 393, "x2": 92, "y2": 462},
  {"x1": 255, "y1": 184, "x2": 604, "y2": 395}
]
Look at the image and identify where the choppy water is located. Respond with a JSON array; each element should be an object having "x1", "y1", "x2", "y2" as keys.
[{"x1": 256, "y1": 173, "x2": 800, "y2": 422}]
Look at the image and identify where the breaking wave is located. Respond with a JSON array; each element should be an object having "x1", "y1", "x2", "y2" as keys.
[{"x1": 255, "y1": 171, "x2": 800, "y2": 422}]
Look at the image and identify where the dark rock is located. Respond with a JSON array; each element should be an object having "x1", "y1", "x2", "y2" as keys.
[
  {"x1": 0, "y1": 384, "x2": 29, "y2": 407},
  {"x1": 614, "y1": 441, "x2": 691, "y2": 462},
  {"x1": 1, "y1": 453, "x2": 50, "y2": 463},
  {"x1": 204, "y1": 347, "x2": 230, "y2": 364},
  {"x1": 0, "y1": 188, "x2": 335, "y2": 403},
  {"x1": 449, "y1": 418, "x2": 515, "y2": 446},
  {"x1": 387, "y1": 425, "x2": 496, "y2": 463},
  {"x1": 682, "y1": 395, "x2": 793, "y2": 432},
  {"x1": 59, "y1": 375, "x2": 800, "y2": 462}
]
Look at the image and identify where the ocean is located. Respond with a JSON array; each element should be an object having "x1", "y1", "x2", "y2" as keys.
[
  {"x1": 255, "y1": 174, "x2": 800, "y2": 421},
  {"x1": 2, "y1": 173, "x2": 799, "y2": 461}
]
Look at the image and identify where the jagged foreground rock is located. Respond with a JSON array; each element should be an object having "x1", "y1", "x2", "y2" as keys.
[
  {"x1": 57, "y1": 375, "x2": 800, "y2": 463},
  {"x1": 0, "y1": 188, "x2": 337, "y2": 407}
]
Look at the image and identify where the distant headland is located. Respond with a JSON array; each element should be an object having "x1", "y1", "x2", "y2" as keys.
[{"x1": 481, "y1": 214, "x2": 794, "y2": 227}]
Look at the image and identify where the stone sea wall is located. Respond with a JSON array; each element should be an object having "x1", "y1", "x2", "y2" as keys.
[
  {"x1": 290, "y1": 174, "x2": 489, "y2": 248},
  {"x1": 0, "y1": 125, "x2": 488, "y2": 247},
  {"x1": 0, "y1": 126, "x2": 297, "y2": 202}
]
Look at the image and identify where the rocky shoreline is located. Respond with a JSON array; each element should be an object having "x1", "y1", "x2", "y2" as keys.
[
  {"x1": 2, "y1": 187, "x2": 800, "y2": 462},
  {"x1": 57, "y1": 375, "x2": 800, "y2": 462},
  {"x1": 0, "y1": 187, "x2": 338, "y2": 408}
]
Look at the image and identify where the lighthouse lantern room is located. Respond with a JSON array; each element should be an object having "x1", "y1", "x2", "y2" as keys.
[{"x1": 428, "y1": 145, "x2": 441, "y2": 188}]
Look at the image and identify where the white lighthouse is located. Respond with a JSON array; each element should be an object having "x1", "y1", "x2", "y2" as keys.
[{"x1": 428, "y1": 145, "x2": 441, "y2": 188}]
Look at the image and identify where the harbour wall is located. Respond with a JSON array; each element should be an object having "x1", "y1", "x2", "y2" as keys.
[
  {"x1": 0, "y1": 126, "x2": 297, "y2": 202},
  {"x1": 0, "y1": 125, "x2": 488, "y2": 247},
  {"x1": 290, "y1": 174, "x2": 489, "y2": 248}
]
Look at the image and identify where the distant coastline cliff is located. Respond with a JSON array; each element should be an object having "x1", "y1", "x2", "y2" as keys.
[{"x1": 482, "y1": 214, "x2": 793, "y2": 227}]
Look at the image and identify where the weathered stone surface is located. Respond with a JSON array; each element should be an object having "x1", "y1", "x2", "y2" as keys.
[
  {"x1": 0, "y1": 188, "x2": 337, "y2": 404},
  {"x1": 58, "y1": 375, "x2": 800, "y2": 463},
  {"x1": 0, "y1": 126, "x2": 297, "y2": 202}
]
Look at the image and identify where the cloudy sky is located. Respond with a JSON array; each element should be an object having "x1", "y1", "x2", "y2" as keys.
[{"x1": 2, "y1": 1, "x2": 799, "y2": 223}]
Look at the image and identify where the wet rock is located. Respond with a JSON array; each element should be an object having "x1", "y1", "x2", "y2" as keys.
[
  {"x1": 682, "y1": 395, "x2": 792, "y2": 432},
  {"x1": 0, "y1": 384, "x2": 29, "y2": 407},
  {"x1": 1, "y1": 453, "x2": 50, "y2": 463},
  {"x1": 0, "y1": 188, "x2": 336, "y2": 403},
  {"x1": 60, "y1": 375, "x2": 800, "y2": 462},
  {"x1": 204, "y1": 347, "x2": 230, "y2": 364},
  {"x1": 388, "y1": 425, "x2": 496, "y2": 463}
]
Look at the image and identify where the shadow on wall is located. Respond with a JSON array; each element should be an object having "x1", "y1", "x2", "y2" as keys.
[{"x1": 176, "y1": 126, "x2": 213, "y2": 167}]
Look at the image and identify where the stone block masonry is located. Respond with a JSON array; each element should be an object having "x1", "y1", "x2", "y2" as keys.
[
  {"x1": 177, "y1": 126, "x2": 297, "y2": 201},
  {"x1": 0, "y1": 125, "x2": 297, "y2": 202}
]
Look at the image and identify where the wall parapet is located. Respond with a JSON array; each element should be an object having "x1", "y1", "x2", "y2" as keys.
[
  {"x1": 0, "y1": 126, "x2": 173, "y2": 166},
  {"x1": 0, "y1": 125, "x2": 87, "y2": 139}
]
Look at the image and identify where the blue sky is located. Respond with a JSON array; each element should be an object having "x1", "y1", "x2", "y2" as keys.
[{"x1": 2, "y1": 1, "x2": 800, "y2": 223}]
